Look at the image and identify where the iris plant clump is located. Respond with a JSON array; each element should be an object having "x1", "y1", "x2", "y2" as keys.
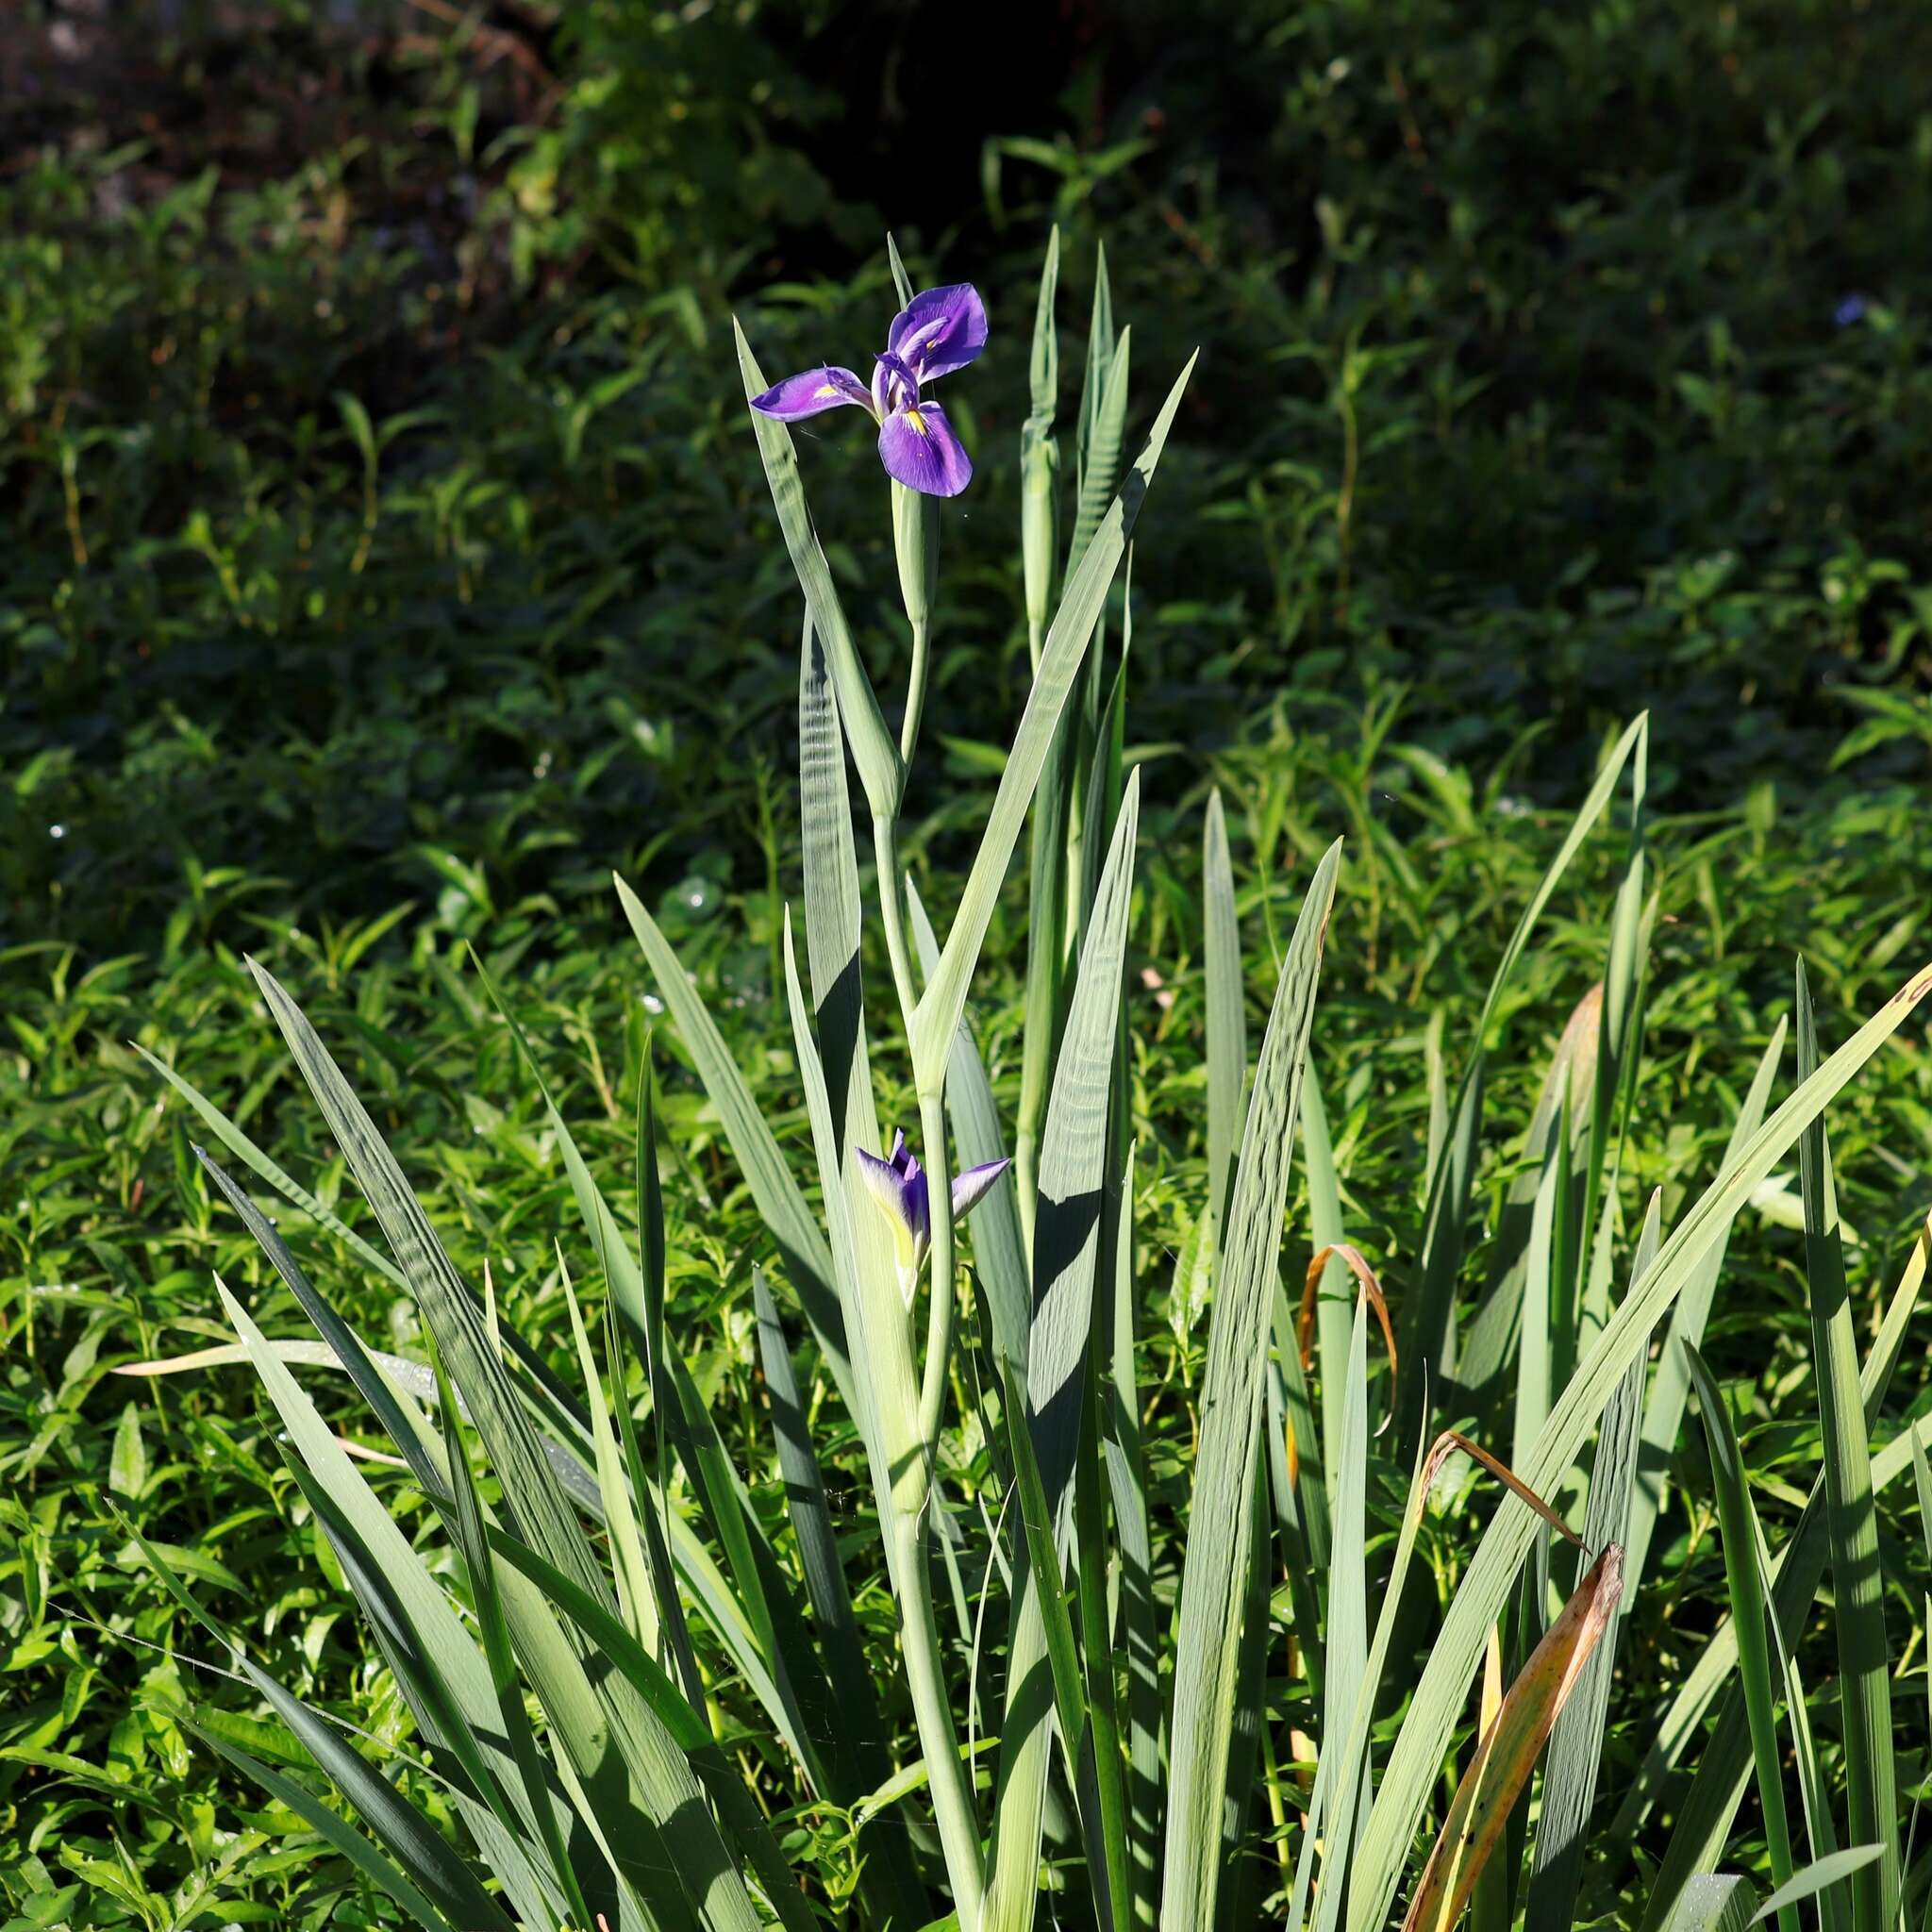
[{"x1": 130, "y1": 232, "x2": 1932, "y2": 1932}]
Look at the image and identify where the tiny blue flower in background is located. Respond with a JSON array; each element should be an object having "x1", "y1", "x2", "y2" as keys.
[
  {"x1": 1835, "y1": 293, "x2": 1869, "y2": 327},
  {"x1": 857, "y1": 1129, "x2": 1010, "y2": 1303},
  {"x1": 749, "y1": 284, "x2": 987, "y2": 497}
]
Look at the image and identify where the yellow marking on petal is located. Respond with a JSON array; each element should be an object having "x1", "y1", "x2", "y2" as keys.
[
  {"x1": 903, "y1": 408, "x2": 929, "y2": 437},
  {"x1": 813, "y1": 383, "x2": 841, "y2": 398}
]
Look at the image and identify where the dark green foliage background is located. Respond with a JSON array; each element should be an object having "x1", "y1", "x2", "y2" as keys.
[{"x1": 5, "y1": 0, "x2": 1932, "y2": 1924}]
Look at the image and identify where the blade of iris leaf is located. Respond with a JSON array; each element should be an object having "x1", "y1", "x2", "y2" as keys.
[
  {"x1": 627, "y1": 1056, "x2": 708, "y2": 1716},
  {"x1": 1752, "y1": 1850, "x2": 1888, "y2": 1928},
  {"x1": 1068, "y1": 326, "x2": 1133, "y2": 584},
  {"x1": 733, "y1": 321, "x2": 902, "y2": 818},
  {"x1": 1204, "y1": 787, "x2": 1245, "y2": 1227},
  {"x1": 798, "y1": 618, "x2": 879, "y2": 1162},
  {"x1": 430, "y1": 1346, "x2": 595, "y2": 1932},
  {"x1": 1624, "y1": 1020, "x2": 1786, "y2": 1596},
  {"x1": 1291, "y1": 1421, "x2": 1452, "y2": 1932},
  {"x1": 246, "y1": 959, "x2": 759, "y2": 1932},
  {"x1": 1218, "y1": 1459, "x2": 1277, "y2": 1932},
  {"x1": 1402, "y1": 1542, "x2": 1626, "y2": 1932},
  {"x1": 126, "y1": 1498, "x2": 548, "y2": 1932},
  {"x1": 1397, "y1": 714, "x2": 1647, "y2": 1451},
  {"x1": 1524, "y1": 1191, "x2": 1658, "y2": 1932},
  {"x1": 1159, "y1": 837, "x2": 1342, "y2": 1932},
  {"x1": 1563, "y1": 727, "x2": 1649, "y2": 1393},
  {"x1": 777, "y1": 911, "x2": 986, "y2": 1922},
  {"x1": 1317, "y1": 1293, "x2": 1374, "y2": 1902},
  {"x1": 1457, "y1": 987, "x2": 1600, "y2": 1435},
  {"x1": 187, "y1": 1724, "x2": 464, "y2": 1932},
  {"x1": 753, "y1": 1268, "x2": 929, "y2": 1931},
  {"x1": 1301, "y1": 1064, "x2": 1353, "y2": 1501},
  {"x1": 1795, "y1": 960, "x2": 1897, "y2": 1932},
  {"x1": 612, "y1": 873, "x2": 854, "y2": 1413},
  {"x1": 210, "y1": 1290, "x2": 520, "y2": 1932},
  {"x1": 227, "y1": 1300, "x2": 655, "y2": 1932},
  {"x1": 1000, "y1": 1349, "x2": 1092, "y2": 1794},
  {"x1": 1016, "y1": 707, "x2": 1073, "y2": 1250},
  {"x1": 658, "y1": 1331, "x2": 837, "y2": 1792},
  {"x1": 482, "y1": 1527, "x2": 822, "y2": 1932},
  {"x1": 1622, "y1": 1213, "x2": 1930, "y2": 1907},
  {"x1": 986, "y1": 775, "x2": 1142, "y2": 1932},
  {"x1": 1681, "y1": 1343, "x2": 1800, "y2": 1932},
  {"x1": 1074, "y1": 1347, "x2": 1133, "y2": 1932},
  {"x1": 185, "y1": 1245, "x2": 592, "y2": 1930},
  {"x1": 142, "y1": 1044, "x2": 404, "y2": 1287},
  {"x1": 468, "y1": 954, "x2": 841, "y2": 1793},
  {"x1": 1669, "y1": 1876, "x2": 1759, "y2": 1932},
  {"x1": 1102, "y1": 1148, "x2": 1160, "y2": 1929},
  {"x1": 1071, "y1": 242, "x2": 1116, "y2": 560},
  {"x1": 911, "y1": 353, "x2": 1196, "y2": 1100},
  {"x1": 1023, "y1": 225, "x2": 1061, "y2": 668},
  {"x1": 560, "y1": 1268, "x2": 656, "y2": 1655},
  {"x1": 1345, "y1": 952, "x2": 1932, "y2": 1932},
  {"x1": 908, "y1": 878, "x2": 1031, "y2": 1370}
]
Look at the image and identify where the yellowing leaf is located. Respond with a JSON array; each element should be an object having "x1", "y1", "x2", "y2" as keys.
[{"x1": 1403, "y1": 1542, "x2": 1626, "y2": 1932}]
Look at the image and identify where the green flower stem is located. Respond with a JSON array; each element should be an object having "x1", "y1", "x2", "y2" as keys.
[
  {"x1": 872, "y1": 808, "x2": 982, "y2": 1921},
  {"x1": 893, "y1": 1509, "x2": 986, "y2": 1927},
  {"x1": 901, "y1": 615, "x2": 931, "y2": 765},
  {"x1": 892, "y1": 481, "x2": 939, "y2": 771}
]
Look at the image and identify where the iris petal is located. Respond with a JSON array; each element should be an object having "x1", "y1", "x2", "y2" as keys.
[
  {"x1": 887, "y1": 285, "x2": 989, "y2": 383},
  {"x1": 950, "y1": 1158, "x2": 1012, "y2": 1223},
  {"x1": 858, "y1": 1141, "x2": 931, "y2": 1257},
  {"x1": 878, "y1": 401, "x2": 973, "y2": 497},
  {"x1": 749, "y1": 365, "x2": 872, "y2": 420}
]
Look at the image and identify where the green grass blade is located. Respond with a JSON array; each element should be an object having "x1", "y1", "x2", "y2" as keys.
[
  {"x1": 1682, "y1": 1342, "x2": 1800, "y2": 1932},
  {"x1": 1345, "y1": 952, "x2": 1932, "y2": 1932},
  {"x1": 733, "y1": 319, "x2": 901, "y2": 818},
  {"x1": 911, "y1": 353, "x2": 1196, "y2": 1097},
  {"x1": 1160, "y1": 837, "x2": 1343, "y2": 1932},
  {"x1": 1625, "y1": 1019, "x2": 1786, "y2": 1594},
  {"x1": 1795, "y1": 961, "x2": 1897, "y2": 1932},
  {"x1": 887, "y1": 230, "x2": 914, "y2": 308}
]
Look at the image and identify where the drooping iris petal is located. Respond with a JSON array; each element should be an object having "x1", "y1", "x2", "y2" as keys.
[
  {"x1": 858, "y1": 1141, "x2": 931, "y2": 1261},
  {"x1": 878, "y1": 400, "x2": 973, "y2": 498},
  {"x1": 748, "y1": 365, "x2": 872, "y2": 420},
  {"x1": 951, "y1": 1158, "x2": 1012, "y2": 1222},
  {"x1": 888, "y1": 284, "x2": 989, "y2": 383}
]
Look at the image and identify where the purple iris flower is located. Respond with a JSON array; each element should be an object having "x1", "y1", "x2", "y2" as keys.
[
  {"x1": 857, "y1": 1129, "x2": 1011, "y2": 1299},
  {"x1": 748, "y1": 284, "x2": 987, "y2": 498}
]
